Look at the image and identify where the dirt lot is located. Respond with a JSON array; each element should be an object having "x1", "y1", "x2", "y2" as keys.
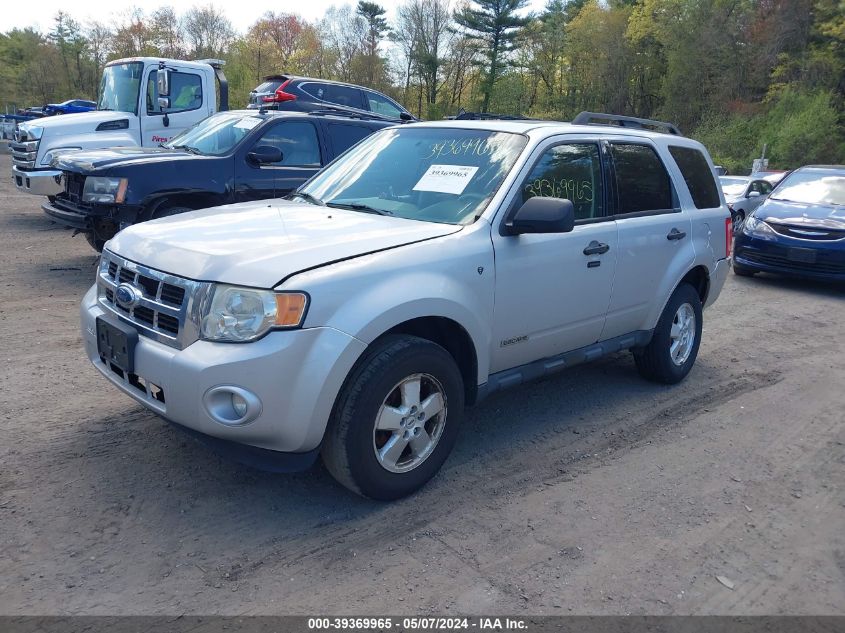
[{"x1": 0, "y1": 153, "x2": 843, "y2": 616}]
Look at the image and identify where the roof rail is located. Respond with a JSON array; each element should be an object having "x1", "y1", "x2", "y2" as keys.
[
  {"x1": 307, "y1": 106, "x2": 395, "y2": 123},
  {"x1": 572, "y1": 111, "x2": 682, "y2": 136},
  {"x1": 452, "y1": 110, "x2": 529, "y2": 121}
]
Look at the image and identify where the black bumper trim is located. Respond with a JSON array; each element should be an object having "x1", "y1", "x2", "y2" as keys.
[{"x1": 42, "y1": 201, "x2": 93, "y2": 230}]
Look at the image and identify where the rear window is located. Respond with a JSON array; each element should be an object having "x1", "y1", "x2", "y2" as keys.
[
  {"x1": 328, "y1": 123, "x2": 376, "y2": 155},
  {"x1": 669, "y1": 145, "x2": 721, "y2": 209},
  {"x1": 254, "y1": 80, "x2": 284, "y2": 93}
]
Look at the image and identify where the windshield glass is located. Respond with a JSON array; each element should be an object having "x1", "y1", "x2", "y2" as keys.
[
  {"x1": 164, "y1": 112, "x2": 263, "y2": 156},
  {"x1": 719, "y1": 177, "x2": 748, "y2": 196},
  {"x1": 298, "y1": 127, "x2": 527, "y2": 224},
  {"x1": 98, "y1": 62, "x2": 144, "y2": 115},
  {"x1": 770, "y1": 170, "x2": 845, "y2": 206}
]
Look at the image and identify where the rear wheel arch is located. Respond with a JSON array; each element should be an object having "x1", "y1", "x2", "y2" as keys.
[{"x1": 679, "y1": 265, "x2": 710, "y2": 305}]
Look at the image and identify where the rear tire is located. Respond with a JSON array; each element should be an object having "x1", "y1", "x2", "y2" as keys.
[
  {"x1": 322, "y1": 334, "x2": 464, "y2": 500},
  {"x1": 634, "y1": 283, "x2": 703, "y2": 385}
]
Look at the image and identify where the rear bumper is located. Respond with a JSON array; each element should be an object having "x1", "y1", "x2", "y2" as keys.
[{"x1": 12, "y1": 165, "x2": 63, "y2": 196}]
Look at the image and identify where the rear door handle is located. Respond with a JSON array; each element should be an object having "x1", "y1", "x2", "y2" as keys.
[
  {"x1": 667, "y1": 228, "x2": 687, "y2": 241},
  {"x1": 583, "y1": 240, "x2": 610, "y2": 255}
]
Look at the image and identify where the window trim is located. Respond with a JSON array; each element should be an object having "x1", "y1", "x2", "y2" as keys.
[
  {"x1": 607, "y1": 140, "x2": 681, "y2": 218},
  {"x1": 249, "y1": 119, "x2": 322, "y2": 169},
  {"x1": 363, "y1": 89, "x2": 406, "y2": 118},
  {"x1": 145, "y1": 69, "x2": 204, "y2": 117},
  {"x1": 300, "y1": 81, "x2": 366, "y2": 110},
  {"x1": 500, "y1": 139, "x2": 611, "y2": 233}
]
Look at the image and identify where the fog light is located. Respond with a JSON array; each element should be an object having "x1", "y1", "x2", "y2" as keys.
[
  {"x1": 231, "y1": 393, "x2": 248, "y2": 418},
  {"x1": 202, "y1": 385, "x2": 262, "y2": 426}
]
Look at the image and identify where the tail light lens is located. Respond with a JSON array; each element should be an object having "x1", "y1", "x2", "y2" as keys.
[
  {"x1": 262, "y1": 79, "x2": 296, "y2": 103},
  {"x1": 725, "y1": 216, "x2": 732, "y2": 258}
]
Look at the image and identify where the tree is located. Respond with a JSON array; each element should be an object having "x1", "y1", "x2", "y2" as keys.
[
  {"x1": 183, "y1": 4, "x2": 235, "y2": 59},
  {"x1": 453, "y1": 0, "x2": 530, "y2": 112}
]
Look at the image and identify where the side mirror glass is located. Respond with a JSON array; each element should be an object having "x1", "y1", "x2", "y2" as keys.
[
  {"x1": 157, "y1": 68, "x2": 171, "y2": 97},
  {"x1": 248, "y1": 145, "x2": 283, "y2": 165},
  {"x1": 507, "y1": 197, "x2": 575, "y2": 235}
]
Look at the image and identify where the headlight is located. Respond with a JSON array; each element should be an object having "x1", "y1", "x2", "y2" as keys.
[
  {"x1": 42, "y1": 147, "x2": 83, "y2": 166},
  {"x1": 201, "y1": 285, "x2": 308, "y2": 342},
  {"x1": 19, "y1": 123, "x2": 43, "y2": 139},
  {"x1": 82, "y1": 176, "x2": 128, "y2": 204},
  {"x1": 742, "y1": 214, "x2": 774, "y2": 237}
]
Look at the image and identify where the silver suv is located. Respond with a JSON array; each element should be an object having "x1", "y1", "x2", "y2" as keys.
[{"x1": 81, "y1": 113, "x2": 732, "y2": 499}]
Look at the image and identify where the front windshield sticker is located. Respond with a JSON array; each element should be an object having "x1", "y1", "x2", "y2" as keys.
[
  {"x1": 233, "y1": 117, "x2": 262, "y2": 131},
  {"x1": 413, "y1": 164, "x2": 480, "y2": 195}
]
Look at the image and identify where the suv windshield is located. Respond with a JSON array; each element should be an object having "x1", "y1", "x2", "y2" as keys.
[
  {"x1": 298, "y1": 127, "x2": 527, "y2": 224},
  {"x1": 164, "y1": 112, "x2": 264, "y2": 156},
  {"x1": 770, "y1": 170, "x2": 845, "y2": 206},
  {"x1": 98, "y1": 62, "x2": 144, "y2": 115}
]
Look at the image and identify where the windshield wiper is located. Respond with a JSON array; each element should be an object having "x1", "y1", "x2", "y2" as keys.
[
  {"x1": 326, "y1": 202, "x2": 393, "y2": 216},
  {"x1": 286, "y1": 191, "x2": 325, "y2": 206},
  {"x1": 170, "y1": 144, "x2": 202, "y2": 155}
]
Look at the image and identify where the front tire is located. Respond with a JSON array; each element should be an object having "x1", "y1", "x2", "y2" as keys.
[
  {"x1": 322, "y1": 335, "x2": 464, "y2": 500},
  {"x1": 633, "y1": 283, "x2": 703, "y2": 384}
]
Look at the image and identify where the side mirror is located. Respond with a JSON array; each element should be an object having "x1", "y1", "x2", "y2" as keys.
[
  {"x1": 506, "y1": 197, "x2": 575, "y2": 235},
  {"x1": 157, "y1": 68, "x2": 171, "y2": 97},
  {"x1": 247, "y1": 145, "x2": 283, "y2": 165},
  {"x1": 157, "y1": 97, "x2": 171, "y2": 111},
  {"x1": 399, "y1": 112, "x2": 414, "y2": 122},
  {"x1": 747, "y1": 190, "x2": 761, "y2": 198}
]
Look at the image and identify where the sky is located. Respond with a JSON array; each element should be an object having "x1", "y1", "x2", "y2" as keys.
[{"x1": 2, "y1": 0, "x2": 547, "y2": 35}]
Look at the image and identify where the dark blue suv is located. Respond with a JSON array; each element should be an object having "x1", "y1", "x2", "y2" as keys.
[{"x1": 733, "y1": 165, "x2": 845, "y2": 282}]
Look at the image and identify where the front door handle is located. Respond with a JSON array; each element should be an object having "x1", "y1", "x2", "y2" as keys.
[
  {"x1": 667, "y1": 228, "x2": 687, "y2": 241},
  {"x1": 583, "y1": 240, "x2": 610, "y2": 256}
]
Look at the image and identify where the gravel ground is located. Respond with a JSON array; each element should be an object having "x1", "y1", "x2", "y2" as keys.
[{"x1": 0, "y1": 153, "x2": 843, "y2": 616}]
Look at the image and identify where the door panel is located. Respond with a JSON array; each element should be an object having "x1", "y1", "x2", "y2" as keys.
[
  {"x1": 142, "y1": 69, "x2": 207, "y2": 146},
  {"x1": 490, "y1": 140, "x2": 617, "y2": 373}
]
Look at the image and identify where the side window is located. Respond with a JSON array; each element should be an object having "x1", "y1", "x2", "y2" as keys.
[
  {"x1": 147, "y1": 72, "x2": 203, "y2": 114},
  {"x1": 521, "y1": 143, "x2": 604, "y2": 221},
  {"x1": 301, "y1": 82, "x2": 328, "y2": 101},
  {"x1": 323, "y1": 84, "x2": 365, "y2": 109},
  {"x1": 611, "y1": 143, "x2": 674, "y2": 213},
  {"x1": 668, "y1": 145, "x2": 721, "y2": 209},
  {"x1": 365, "y1": 92, "x2": 403, "y2": 118},
  {"x1": 328, "y1": 123, "x2": 375, "y2": 155},
  {"x1": 253, "y1": 121, "x2": 321, "y2": 167}
]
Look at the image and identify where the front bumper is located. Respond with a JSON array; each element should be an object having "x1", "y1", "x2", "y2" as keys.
[
  {"x1": 42, "y1": 200, "x2": 92, "y2": 230},
  {"x1": 734, "y1": 232, "x2": 845, "y2": 282},
  {"x1": 12, "y1": 165, "x2": 63, "y2": 196},
  {"x1": 81, "y1": 285, "x2": 367, "y2": 457}
]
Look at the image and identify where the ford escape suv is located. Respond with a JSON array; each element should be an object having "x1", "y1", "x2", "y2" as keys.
[{"x1": 81, "y1": 113, "x2": 731, "y2": 499}]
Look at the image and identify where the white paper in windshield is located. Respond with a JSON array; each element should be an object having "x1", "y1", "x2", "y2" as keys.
[
  {"x1": 413, "y1": 164, "x2": 479, "y2": 195},
  {"x1": 234, "y1": 117, "x2": 262, "y2": 130}
]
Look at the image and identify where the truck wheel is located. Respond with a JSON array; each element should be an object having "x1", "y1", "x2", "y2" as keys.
[
  {"x1": 633, "y1": 283, "x2": 703, "y2": 385},
  {"x1": 322, "y1": 334, "x2": 464, "y2": 500},
  {"x1": 84, "y1": 231, "x2": 105, "y2": 252}
]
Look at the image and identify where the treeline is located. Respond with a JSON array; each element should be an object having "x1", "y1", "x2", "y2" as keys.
[{"x1": 1, "y1": 0, "x2": 843, "y2": 172}]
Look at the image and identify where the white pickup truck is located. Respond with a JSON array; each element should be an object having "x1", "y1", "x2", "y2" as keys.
[
  {"x1": 81, "y1": 113, "x2": 732, "y2": 499},
  {"x1": 11, "y1": 57, "x2": 227, "y2": 197}
]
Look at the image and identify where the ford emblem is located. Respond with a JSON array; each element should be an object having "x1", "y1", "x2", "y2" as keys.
[{"x1": 115, "y1": 283, "x2": 143, "y2": 309}]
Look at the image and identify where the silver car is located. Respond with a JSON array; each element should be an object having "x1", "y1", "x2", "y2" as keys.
[{"x1": 719, "y1": 175, "x2": 774, "y2": 233}]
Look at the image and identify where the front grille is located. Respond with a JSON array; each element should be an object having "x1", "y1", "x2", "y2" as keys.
[
  {"x1": 97, "y1": 251, "x2": 210, "y2": 349},
  {"x1": 11, "y1": 135, "x2": 39, "y2": 170},
  {"x1": 768, "y1": 222, "x2": 845, "y2": 242},
  {"x1": 742, "y1": 249, "x2": 845, "y2": 275},
  {"x1": 63, "y1": 173, "x2": 86, "y2": 203}
]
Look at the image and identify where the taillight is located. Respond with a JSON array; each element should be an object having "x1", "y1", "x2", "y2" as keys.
[
  {"x1": 725, "y1": 216, "x2": 732, "y2": 258},
  {"x1": 262, "y1": 80, "x2": 296, "y2": 103}
]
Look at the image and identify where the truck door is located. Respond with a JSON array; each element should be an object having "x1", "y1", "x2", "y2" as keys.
[
  {"x1": 234, "y1": 120, "x2": 324, "y2": 202},
  {"x1": 142, "y1": 67, "x2": 207, "y2": 146},
  {"x1": 490, "y1": 138, "x2": 618, "y2": 373}
]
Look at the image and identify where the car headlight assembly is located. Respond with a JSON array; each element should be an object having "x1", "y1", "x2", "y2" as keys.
[
  {"x1": 742, "y1": 213, "x2": 774, "y2": 237},
  {"x1": 201, "y1": 285, "x2": 308, "y2": 342},
  {"x1": 82, "y1": 176, "x2": 128, "y2": 204}
]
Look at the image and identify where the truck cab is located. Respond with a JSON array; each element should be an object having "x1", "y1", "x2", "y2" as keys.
[{"x1": 11, "y1": 57, "x2": 227, "y2": 197}]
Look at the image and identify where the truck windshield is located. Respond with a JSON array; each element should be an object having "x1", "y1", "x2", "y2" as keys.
[
  {"x1": 98, "y1": 62, "x2": 144, "y2": 115},
  {"x1": 297, "y1": 127, "x2": 527, "y2": 225},
  {"x1": 163, "y1": 112, "x2": 263, "y2": 156}
]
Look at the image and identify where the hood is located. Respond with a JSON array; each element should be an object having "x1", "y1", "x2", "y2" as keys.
[
  {"x1": 107, "y1": 201, "x2": 463, "y2": 287},
  {"x1": 54, "y1": 146, "x2": 202, "y2": 172},
  {"x1": 26, "y1": 110, "x2": 133, "y2": 133},
  {"x1": 755, "y1": 198, "x2": 845, "y2": 231}
]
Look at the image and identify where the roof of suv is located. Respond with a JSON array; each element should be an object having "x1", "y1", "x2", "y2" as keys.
[{"x1": 410, "y1": 118, "x2": 690, "y2": 141}]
